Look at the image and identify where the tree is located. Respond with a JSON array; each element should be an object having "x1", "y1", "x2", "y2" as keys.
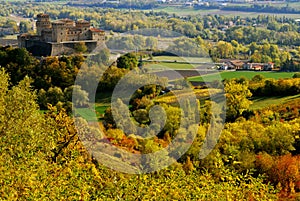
[
  {"x1": 98, "y1": 66, "x2": 128, "y2": 92},
  {"x1": 116, "y1": 53, "x2": 138, "y2": 70},
  {"x1": 250, "y1": 51, "x2": 262, "y2": 63},
  {"x1": 90, "y1": 48, "x2": 110, "y2": 65},
  {"x1": 252, "y1": 74, "x2": 265, "y2": 82},
  {"x1": 225, "y1": 79, "x2": 252, "y2": 121},
  {"x1": 70, "y1": 85, "x2": 89, "y2": 107},
  {"x1": 293, "y1": 72, "x2": 300, "y2": 78},
  {"x1": 0, "y1": 69, "x2": 109, "y2": 200},
  {"x1": 19, "y1": 21, "x2": 31, "y2": 33},
  {"x1": 74, "y1": 42, "x2": 88, "y2": 53},
  {"x1": 216, "y1": 41, "x2": 234, "y2": 59}
]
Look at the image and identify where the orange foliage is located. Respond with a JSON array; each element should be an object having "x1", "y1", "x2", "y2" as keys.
[{"x1": 256, "y1": 153, "x2": 300, "y2": 193}]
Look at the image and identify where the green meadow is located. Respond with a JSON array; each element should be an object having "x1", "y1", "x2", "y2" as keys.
[{"x1": 188, "y1": 71, "x2": 296, "y2": 82}]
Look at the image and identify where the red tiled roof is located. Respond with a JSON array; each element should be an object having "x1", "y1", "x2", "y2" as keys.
[{"x1": 89, "y1": 28, "x2": 104, "y2": 32}]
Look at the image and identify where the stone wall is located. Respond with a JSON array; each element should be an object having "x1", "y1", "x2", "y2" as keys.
[
  {"x1": 51, "y1": 41, "x2": 99, "y2": 56},
  {"x1": 25, "y1": 40, "x2": 52, "y2": 56},
  {"x1": 21, "y1": 37, "x2": 103, "y2": 56}
]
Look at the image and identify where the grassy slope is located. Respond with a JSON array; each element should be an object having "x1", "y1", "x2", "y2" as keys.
[{"x1": 250, "y1": 94, "x2": 300, "y2": 110}]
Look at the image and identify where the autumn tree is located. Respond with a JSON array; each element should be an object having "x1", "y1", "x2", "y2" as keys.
[{"x1": 225, "y1": 79, "x2": 252, "y2": 121}]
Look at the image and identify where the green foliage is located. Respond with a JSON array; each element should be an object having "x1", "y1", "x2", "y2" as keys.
[
  {"x1": 98, "y1": 66, "x2": 128, "y2": 92},
  {"x1": 19, "y1": 20, "x2": 31, "y2": 33},
  {"x1": 215, "y1": 41, "x2": 234, "y2": 59},
  {"x1": 160, "y1": 103, "x2": 182, "y2": 137},
  {"x1": 71, "y1": 85, "x2": 89, "y2": 107},
  {"x1": 89, "y1": 48, "x2": 110, "y2": 65},
  {"x1": 0, "y1": 46, "x2": 37, "y2": 85},
  {"x1": 74, "y1": 42, "x2": 88, "y2": 53},
  {"x1": 117, "y1": 53, "x2": 138, "y2": 70},
  {"x1": 251, "y1": 74, "x2": 265, "y2": 82},
  {"x1": 166, "y1": 37, "x2": 209, "y2": 57},
  {"x1": 293, "y1": 72, "x2": 300, "y2": 78},
  {"x1": 250, "y1": 77, "x2": 300, "y2": 97}
]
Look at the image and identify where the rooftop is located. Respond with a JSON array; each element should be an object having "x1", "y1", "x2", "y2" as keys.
[{"x1": 90, "y1": 28, "x2": 104, "y2": 33}]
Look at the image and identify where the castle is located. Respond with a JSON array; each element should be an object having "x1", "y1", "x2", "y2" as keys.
[{"x1": 18, "y1": 13, "x2": 105, "y2": 56}]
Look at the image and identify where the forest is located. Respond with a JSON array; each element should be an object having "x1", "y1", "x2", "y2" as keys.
[{"x1": 2, "y1": 1, "x2": 300, "y2": 200}]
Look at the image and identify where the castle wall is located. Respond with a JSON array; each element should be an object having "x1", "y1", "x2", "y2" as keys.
[
  {"x1": 91, "y1": 32, "x2": 105, "y2": 42},
  {"x1": 51, "y1": 41, "x2": 99, "y2": 56},
  {"x1": 24, "y1": 40, "x2": 52, "y2": 56},
  {"x1": 78, "y1": 30, "x2": 91, "y2": 41},
  {"x1": 41, "y1": 30, "x2": 52, "y2": 42},
  {"x1": 66, "y1": 33, "x2": 79, "y2": 41}
]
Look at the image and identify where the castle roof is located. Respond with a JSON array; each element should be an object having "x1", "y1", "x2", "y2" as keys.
[
  {"x1": 76, "y1": 20, "x2": 90, "y2": 24},
  {"x1": 89, "y1": 28, "x2": 104, "y2": 33},
  {"x1": 52, "y1": 20, "x2": 66, "y2": 25},
  {"x1": 61, "y1": 19, "x2": 74, "y2": 23}
]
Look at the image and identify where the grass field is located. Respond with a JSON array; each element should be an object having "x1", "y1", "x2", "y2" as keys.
[
  {"x1": 145, "y1": 62, "x2": 195, "y2": 70},
  {"x1": 250, "y1": 94, "x2": 300, "y2": 110},
  {"x1": 74, "y1": 104, "x2": 109, "y2": 122},
  {"x1": 2, "y1": 34, "x2": 18, "y2": 40},
  {"x1": 74, "y1": 108, "x2": 98, "y2": 122},
  {"x1": 188, "y1": 71, "x2": 296, "y2": 82},
  {"x1": 144, "y1": 56, "x2": 213, "y2": 70}
]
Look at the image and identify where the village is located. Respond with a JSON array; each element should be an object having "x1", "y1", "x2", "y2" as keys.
[{"x1": 218, "y1": 59, "x2": 274, "y2": 71}]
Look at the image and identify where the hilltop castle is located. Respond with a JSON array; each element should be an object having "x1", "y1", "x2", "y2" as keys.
[{"x1": 18, "y1": 13, "x2": 105, "y2": 56}]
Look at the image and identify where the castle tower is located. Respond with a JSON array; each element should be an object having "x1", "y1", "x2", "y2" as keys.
[
  {"x1": 61, "y1": 19, "x2": 75, "y2": 28},
  {"x1": 36, "y1": 13, "x2": 51, "y2": 36},
  {"x1": 76, "y1": 20, "x2": 90, "y2": 30},
  {"x1": 51, "y1": 21, "x2": 66, "y2": 43}
]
